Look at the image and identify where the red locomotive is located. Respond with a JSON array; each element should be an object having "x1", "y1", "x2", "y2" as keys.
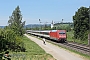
[{"x1": 49, "y1": 30, "x2": 67, "y2": 42}]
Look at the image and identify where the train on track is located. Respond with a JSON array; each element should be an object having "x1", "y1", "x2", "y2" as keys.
[
  {"x1": 50, "y1": 30, "x2": 67, "y2": 42},
  {"x1": 27, "y1": 30, "x2": 67, "y2": 42}
]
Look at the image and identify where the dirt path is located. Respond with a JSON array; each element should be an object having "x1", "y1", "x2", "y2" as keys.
[{"x1": 25, "y1": 34, "x2": 85, "y2": 60}]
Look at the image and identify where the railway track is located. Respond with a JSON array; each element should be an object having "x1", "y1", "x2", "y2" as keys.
[
  {"x1": 46, "y1": 39, "x2": 90, "y2": 56},
  {"x1": 63, "y1": 43, "x2": 89, "y2": 52}
]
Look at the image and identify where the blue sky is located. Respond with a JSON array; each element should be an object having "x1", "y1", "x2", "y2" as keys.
[{"x1": 0, "y1": 0, "x2": 90, "y2": 26}]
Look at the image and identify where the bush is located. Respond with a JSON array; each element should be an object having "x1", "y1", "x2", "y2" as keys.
[{"x1": 0, "y1": 28, "x2": 25, "y2": 52}]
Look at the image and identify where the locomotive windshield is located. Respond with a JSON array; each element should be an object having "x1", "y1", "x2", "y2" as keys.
[{"x1": 59, "y1": 32, "x2": 65, "y2": 34}]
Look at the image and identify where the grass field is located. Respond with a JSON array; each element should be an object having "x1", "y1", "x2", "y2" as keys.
[
  {"x1": 67, "y1": 31, "x2": 88, "y2": 45},
  {"x1": 9, "y1": 36, "x2": 56, "y2": 60}
]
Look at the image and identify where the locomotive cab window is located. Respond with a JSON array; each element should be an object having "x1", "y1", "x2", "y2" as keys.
[{"x1": 59, "y1": 32, "x2": 65, "y2": 34}]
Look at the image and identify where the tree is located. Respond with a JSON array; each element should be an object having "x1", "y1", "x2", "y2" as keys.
[
  {"x1": 73, "y1": 7, "x2": 89, "y2": 40},
  {"x1": 0, "y1": 6, "x2": 26, "y2": 52},
  {"x1": 8, "y1": 6, "x2": 25, "y2": 36}
]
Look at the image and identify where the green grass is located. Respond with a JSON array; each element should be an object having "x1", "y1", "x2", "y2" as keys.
[
  {"x1": 8, "y1": 36, "x2": 56, "y2": 60},
  {"x1": 67, "y1": 31, "x2": 88, "y2": 45}
]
